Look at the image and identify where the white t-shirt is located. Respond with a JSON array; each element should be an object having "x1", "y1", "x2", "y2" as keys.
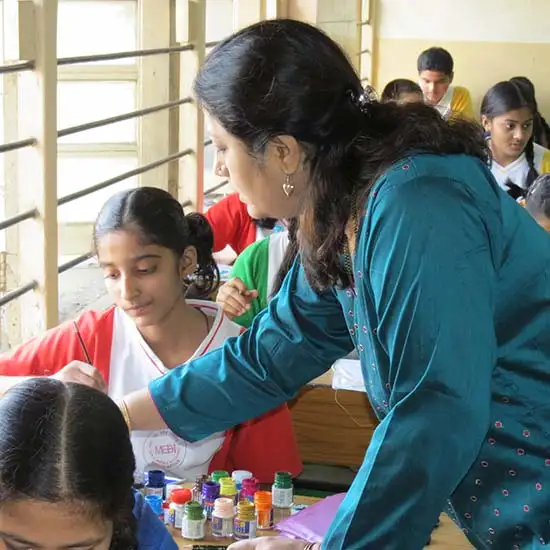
[
  {"x1": 108, "y1": 300, "x2": 242, "y2": 481},
  {"x1": 491, "y1": 143, "x2": 549, "y2": 191}
]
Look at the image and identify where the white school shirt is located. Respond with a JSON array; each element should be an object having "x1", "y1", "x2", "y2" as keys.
[
  {"x1": 490, "y1": 143, "x2": 549, "y2": 191},
  {"x1": 108, "y1": 300, "x2": 242, "y2": 481}
]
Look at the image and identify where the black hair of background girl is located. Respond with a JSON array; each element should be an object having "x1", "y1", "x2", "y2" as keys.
[
  {"x1": 481, "y1": 80, "x2": 539, "y2": 196},
  {"x1": 510, "y1": 76, "x2": 550, "y2": 149},
  {"x1": 525, "y1": 173, "x2": 550, "y2": 220},
  {"x1": 381, "y1": 79, "x2": 423, "y2": 103},
  {"x1": 0, "y1": 378, "x2": 137, "y2": 549},
  {"x1": 94, "y1": 187, "x2": 220, "y2": 298},
  {"x1": 194, "y1": 19, "x2": 488, "y2": 290}
]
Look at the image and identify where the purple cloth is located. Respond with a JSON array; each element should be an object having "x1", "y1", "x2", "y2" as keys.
[{"x1": 275, "y1": 493, "x2": 346, "y2": 543}]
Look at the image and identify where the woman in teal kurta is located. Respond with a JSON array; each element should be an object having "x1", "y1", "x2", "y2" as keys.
[{"x1": 120, "y1": 20, "x2": 550, "y2": 550}]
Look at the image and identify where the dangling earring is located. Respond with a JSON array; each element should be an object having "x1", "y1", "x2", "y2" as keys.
[{"x1": 282, "y1": 174, "x2": 295, "y2": 197}]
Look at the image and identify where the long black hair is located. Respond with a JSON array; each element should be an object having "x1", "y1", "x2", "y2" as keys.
[
  {"x1": 94, "y1": 187, "x2": 219, "y2": 298},
  {"x1": 481, "y1": 80, "x2": 538, "y2": 196},
  {"x1": 194, "y1": 19, "x2": 488, "y2": 290},
  {"x1": 510, "y1": 76, "x2": 550, "y2": 149},
  {"x1": 0, "y1": 378, "x2": 137, "y2": 549}
]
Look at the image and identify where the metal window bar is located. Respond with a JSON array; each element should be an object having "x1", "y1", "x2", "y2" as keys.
[
  {"x1": 204, "y1": 138, "x2": 212, "y2": 147},
  {"x1": 0, "y1": 60, "x2": 35, "y2": 75},
  {"x1": 0, "y1": 208, "x2": 38, "y2": 232},
  {"x1": 0, "y1": 137, "x2": 37, "y2": 154},
  {"x1": 58, "y1": 97, "x2": 192, "y2": 138},
  {"x1": 0, "y1": 280, "x2": 38, "y2": 308},
  {"x1": 57, "y1": 44, "x2": 194, "y2": 66},
  {"x1": 58, "y1": 252, "x2": 94, "y2": 275},
  {"x1": 0, "y1": 136, "x2": 210, "y2": 233},
  {"x1": 58, "y1": 149, "x2": 192, "y2": 206},
  {"x1": 204, "y1": 179, "x2": 229, "y2": 197}
]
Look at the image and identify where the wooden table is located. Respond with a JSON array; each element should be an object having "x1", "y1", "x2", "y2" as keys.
[{"x1": 172, "y1": 494, "x2": 472, "y2": 548}]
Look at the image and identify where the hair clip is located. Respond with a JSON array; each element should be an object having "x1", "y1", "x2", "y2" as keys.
[{"x1": 348, "y1": 85, "x2": 378, "y2": 112}]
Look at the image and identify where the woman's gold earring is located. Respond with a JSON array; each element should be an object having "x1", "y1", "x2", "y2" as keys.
[{"x1": 282, "y1": 174, "x2": 295, "y2": 198}]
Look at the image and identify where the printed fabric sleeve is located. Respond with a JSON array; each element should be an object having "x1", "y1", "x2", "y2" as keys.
[
  {"x1": 0, "y1": 309, "x2": 114, "y2": 381},
  {"x1": 229, "y1": 237, "x2": 270, "y2": 328},
  {"x1": 323, "y1": 173, "x2": 498, "y2": 549},
  {"x1": 149, "y1": 260, "x2": 354, "y2": 442}
]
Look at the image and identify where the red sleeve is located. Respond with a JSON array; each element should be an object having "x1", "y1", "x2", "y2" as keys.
[
  {"x1": 205, "y1": 193, "x2": 256, "y2": 254},
  {"x1": 209, "y1": 404, "x2": 303, "y2": 483},
  {"x1": 0, "y1": 308, "x2": 115, "y2": 384}
]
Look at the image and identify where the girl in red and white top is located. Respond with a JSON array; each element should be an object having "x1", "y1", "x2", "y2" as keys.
[{"x1": 0, "y1": 187, "x2": 301, "y2": 483}]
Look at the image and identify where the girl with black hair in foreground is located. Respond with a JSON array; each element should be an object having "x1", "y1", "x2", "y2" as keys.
[{"x1": 0, "y1": 378, "x2": 176, "y2": 550}]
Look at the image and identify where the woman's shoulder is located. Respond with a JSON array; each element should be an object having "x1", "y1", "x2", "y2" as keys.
[{"x1": 378, "y1": 153, "x2": 489, "y2": 190}]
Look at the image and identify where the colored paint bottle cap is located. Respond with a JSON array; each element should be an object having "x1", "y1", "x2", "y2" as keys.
[
  {"x1": 211, "y1": 470, "x2": 229, "y2": 484},
  {"x1": 213, "y1": 497, "x2": 235, "y2": 517},
  {"x1": 144, "y1": 494, "x2": 163, "y2": 515},
  {"x1": 147, "y1": 470, "x2": 165, "y2": 487},
  {"x1": 274, "y1": 471, "x2": 292, "y2": 488},
  {"x1": 236, "y1": 500, "x2": 255, "y2": 521},
  {"x1": 219, "y1": 477, "x2": 237, "y2": 495},
  {"x1": 241, "y1": 477, "x2": 259, "y2": 491},
  {"x1": 171, "y1": 488, "x2": 193, "y2": 505},
  {"x1": 254, "y1": 491, "x2": 272, "y2": 511},
  {"x1": 202, "y1": 480, "x2": 220, "y2": 500},
  {"x1": 185, "y1": 501, "x2": 204, "y2": 521}
]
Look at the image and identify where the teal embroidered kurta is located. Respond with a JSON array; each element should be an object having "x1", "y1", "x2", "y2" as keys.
[{"x1": 150, "y1": 152, "x2": 550, "y2": 549}]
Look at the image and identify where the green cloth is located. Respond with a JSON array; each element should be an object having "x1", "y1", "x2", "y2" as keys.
[{"x1": 229, "y1": 237, "x2": 269, "y2": 328}]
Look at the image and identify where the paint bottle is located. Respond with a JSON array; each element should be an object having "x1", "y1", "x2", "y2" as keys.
[
  {"x1": 272, "y1": 471, "x2": 294, "y2": 509},
  {"x1": 233, "y1": 500, "x2": 257, "y2": 540},
  {"x1": 144, "y1": 494, "x2": 163, "y2": 518},
  {"x1": 192, "y1": 474, "x2": 209, "y2": 505},
  {"x1": 145, "y1": 470, "x2": 165, "y2": 499},
  {"x1": 232, "y1": 470, "x2": 253, "y2": 493},
  {"x1": 163, "y1": 500, "x2": 172, "y2": 525},
  {"x1": 240, "y1": 477, "x2": 259, "y2": 503},
  {"x1": 210, "y1": 470, "x2": 230, "y2": 484},
  {"x1": 219, "y1": 477, "x2": 238, "y2": 505},
  {"x1": 254, "y1": 491, "x2": 274, "y2": 530},
  {"x1": 201, "y1": 480, "x2": 220, "y2": 520},
  {"x1": 211, "y1": 497, "x2": 236, "y2": 538},
  {"x1": 181, "y1": 501, "x2": 206, "y2": 540},
  {"x1": 170, "y1": 488, "x2": 193, "y2": 529}
]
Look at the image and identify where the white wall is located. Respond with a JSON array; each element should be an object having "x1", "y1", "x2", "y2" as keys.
[{"x1": 378, "y1": 0, "x2": 550, "y2": 43}]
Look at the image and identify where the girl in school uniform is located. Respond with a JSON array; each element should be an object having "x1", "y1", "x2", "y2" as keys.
[
  {"x1": 0, "y1": 378, "x2": 177, "y2": 549},
  {"x1": 0, "y1": 186, "x2": 301, "y2": 484},
  {"x1": 481, "y1": 80, "x2": 550, "y2": 198}
]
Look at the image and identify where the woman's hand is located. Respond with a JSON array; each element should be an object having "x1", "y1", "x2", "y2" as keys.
[
  {"x1": 51, "y1": 360, "x2": 107, "y2": 393},
  {"x1": 229, "y1": 537, "x2": 319, "y2": 550},
  {"x1": 216, "y1": 277, "x2": 258, "y2": 319}
]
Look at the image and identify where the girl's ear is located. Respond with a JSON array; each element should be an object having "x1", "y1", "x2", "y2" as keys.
[{"x1": 179, "y1": 245, "x2": 198, "y2": 280}]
